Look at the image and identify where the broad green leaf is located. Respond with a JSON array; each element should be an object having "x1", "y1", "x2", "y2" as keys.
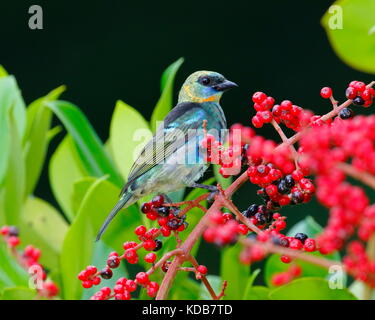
[
  {"x1": 0, "y1": 110, "x2": 25, "y2": 226},
  {"x1": 199, "y1": 275, "x2": 223, "y2": 300},
  {"x1": 109, "y1": 100, "x2": 152, "y2": 179},
  {"x1": 242, "y1": 269, "x2": 261, "y2": 299},
  {"x1": 0, "y1": 243, "x2": 30, "y2": 291},
  {"x1": 49, "y1": 136, "x2": 87, "y2": 222},
  {"x1": 23, "y1": 86, "x2": 65, "y2": 196},
  {"x1": 150, "y1": 58, "x2": 184, "y2": 132},
  {"x1": 244, "y1": 286, "x2": 270, "y2": 300},
  {"x1": 71, "y1": 177, "x2": 97, "y2": 214},
  {"x1": 322, "y1": 0, "x2": 375, "y2": 74},
  {"x1": 21, "y1": 197, "x2": 68, "y2": 271},
  {"x1": 221, "y1": 242, "x2": 250, "y2": 299},
  {"x1": 0, "y1": 65, "x2": 8, "y2": 77},
  {"x1": 47, "y1": 100, "x2": 123, "y2": 188},
  {"x1": 0, "y1": 76, "x2": 26, "y2": 185},
  {"x1": 60, "y1": 178, "x2": 140, "y2": 299},
  {"x1": 269, "y1": 278, "x2": 356, "y2": 300},
  {"x1": 1, "y1": 287, "x2": 36, "y2": 300},
  {"x1": 170, "y1": 278, "x2": 201, "y2": 300}
]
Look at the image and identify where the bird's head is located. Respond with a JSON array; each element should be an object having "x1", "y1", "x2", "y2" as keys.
[{"x1": 178, "y1": 71, "x2": 238, "y2": 103}]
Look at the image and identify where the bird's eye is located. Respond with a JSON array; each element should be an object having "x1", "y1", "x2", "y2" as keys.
[{"x1": 200, "y1": 76, "x2": 211, "y2": 86}]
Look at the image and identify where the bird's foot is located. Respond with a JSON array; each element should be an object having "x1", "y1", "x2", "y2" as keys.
[{"x1": 189, "y1": 183, "x2": 219, "y2": 203}]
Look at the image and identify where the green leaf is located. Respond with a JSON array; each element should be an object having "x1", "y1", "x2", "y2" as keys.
[
  {"x1": 49, "y1": 136, "x2": 87, "y2": 222},
  {"x1": 1, "y1": 287, "x2": 36, "y2": 300},
  {"x1": 21, "y1": 197, "x2": 68, "y2": 271},
  {"x1": 243, "y1": 286, "x2": 270, "y2": 300},
  {"x1": 23, "y1": 86, "x2": 65, "y2": 196},
  {"x1": 109, "y1": 100, "x2": 152, "y2": 179},
  {"x1": 150, "y1": 58, "x2": 184, "y2": 132},
  {"x1": 0, "y1": 76, "x2": 26, "y2": 186},
  {"x1": 0, "y1": 242, "x2": 30, "y2": 291},
  {"x1": 0, "y1": 110, "x2": 25, "y2": 226},
  {"x1": 287, "y1": 215, "x2": 322, "y2": 238},
  {"x1": 269, "y1": 278, "x2": 357, "y2": 300},
  {"x1": 60, "y1": 177, "x2": 139, "y2": 299},
  {"x1": 0, "y1": 65, "x2": 8, "y2": 77},
  {"x1": 47, "y1": 100, "x2": 123, "y2": 188},
  {"x1": 199, "y1": 275, "x2": 222, "y2": 300},
  {"x1": 170, "y1": 278, "x2": 201, "y2": 300},
  {"x1": 322, "y1": 0, "x2": 375, "y2": 74},
  {"x1": 242, "y1": 269, "x2": 261, "y2": 299},
  {"x1": 221, "y1": 242, "x2": 250, "y2": 299}
]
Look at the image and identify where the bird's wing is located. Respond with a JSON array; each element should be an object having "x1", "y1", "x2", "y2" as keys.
[{"x1": 120, "y1": 102, "x2": 206, "y2": 195}]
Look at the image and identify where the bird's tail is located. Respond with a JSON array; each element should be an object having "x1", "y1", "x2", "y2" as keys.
[{"x1": 96, "y1": 192, "x2": 133, "y2": 241}]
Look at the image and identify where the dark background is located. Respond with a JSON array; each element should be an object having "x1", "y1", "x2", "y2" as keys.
[{"x1": 1, "y1": 0, "x2": 374, "y2": 276}]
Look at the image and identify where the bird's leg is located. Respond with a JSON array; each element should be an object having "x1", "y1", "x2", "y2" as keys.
[{"x1": 189, "y1": 183, "x2": 219, "y2": 203}]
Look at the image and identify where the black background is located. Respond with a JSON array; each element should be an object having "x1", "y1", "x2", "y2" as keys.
[{"x1": 1, "y1": 0, "x2": 374, "y2": 276}]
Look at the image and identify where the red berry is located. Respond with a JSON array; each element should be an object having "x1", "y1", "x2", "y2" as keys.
[
  {"x1": 252, "y1": 115, "x2": 263, "y2": 128},
  {"x1": 136, "y1": 272, "x2": 149, "y2": 285},
  {"x1": 141, "y1": 202, "x2": 152, "y2": 213},
  {"x1": 345, "y1": 87, "x2": 357, "y2": 99},
  {"x1": 78, "y1": 270, "x2": 88, "y2": 281},
  {"x1": 289, "y1": 238, "x2": 303, "y2": 250},
  {"x1": 144, "y1": 252, "x2": 157, "y2": 263},
  {"x1": 0, "y1": 226, "x2": 10, "y2": 236},
  {"x1": 237, "y1": 224, "x2": 248, "y2": 235},
  {"x1": 124, "y1": 248, "x2": 138, "y2": 261},
  {"x1": 123, "y1": 241, "x2": 137, "y2": 250},
  {"x1": 197, "y1": 265, "x2": 208, "y2": 275},
  {"x1": 114, "y1": 284, "x2": 125, "y2": 294},
  {"x1": 107, "y1": 256, "x2": 120, "y2": 268},
  {"x1": 135, "y1": 225, "x2": 147, "y2": 236},
  {"x1": 252, "y1": 91, "x2": 267, "y2": 104},
  {"x1": 86, "y1": 265, "x2": 97, "y2": 275},
  {"x1": 100, "y1": 267, "x2": 113, "y2": 279},
  {"x1": 143, "y1": 239, "x2": 156, "y2": 251},
  {"x1": 147, "y1": 287, "x2": 158, "y2": 297},
  {"x1": 320, "y1": 87, "x2": 332, "y2": 99},
  {"x1": 303, "y1": 238, "x2": 317, "y2": 252},
  {"x1": 7, "y1": 236, "x2": 20, "y2": 247},
  {"x1": 92, "y1": 276, "x2": 101, "y2": 285},
  {"x1": 152, "y1": 195, "x2": 165, "y2": 207},
  {"x1": 82, "y1": 280, "x2": 93, "y2": 288},
  {"x1": 280, "y1": 255, "x2": 292, "y2": 263},
  {"x1": 125, "y1": 279, "x2": 137, "y2": 292}
]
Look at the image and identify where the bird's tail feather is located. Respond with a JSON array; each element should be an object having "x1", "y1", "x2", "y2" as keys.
[{"x1": 96, "y1": 192, "x2": 132, "y2": 241}]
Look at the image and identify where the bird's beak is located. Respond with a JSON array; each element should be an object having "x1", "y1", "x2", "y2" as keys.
[{"x1": 213, "y1": 80, "x2": 238, "y2": 91}]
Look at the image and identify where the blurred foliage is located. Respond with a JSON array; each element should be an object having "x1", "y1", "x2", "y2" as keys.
[{"x1": 322, "y1": 0, "x2": 375, "y2": 74}]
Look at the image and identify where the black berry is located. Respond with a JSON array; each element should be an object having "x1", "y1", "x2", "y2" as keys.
[
  {"x1": 242, "y1": 204, "x2": 259, "y2": 218},
  {"x1": 100, "y1": 267, "x2": 113, "y2": 279},
  {"x1": 284, "y1": 175, "x2": 295, "y2": 188},
  {"x1": 294, "y1": 233, "x2": 308, "y2": 244},
  {"x1": 277, "y1": 180, "x2": 290, "y2": 195},
  {"x1": 353, "y1": 96, "x2": 365, "y2": 106},
  {"x1": 339, "y1": 107, "x2": 354, "y2": 120},
  {"x1": 255, "y1": 212, "x2": 267, "y2": 225},
  {"x1": 157, "y1": 206, "x2": 170, "y2": 217},
  {"x1": 153, "y1": 239, "x2": 163, "y2": 252},
  {"x1": 291, "y1": 191, "x2": 304, "y2": 204}
]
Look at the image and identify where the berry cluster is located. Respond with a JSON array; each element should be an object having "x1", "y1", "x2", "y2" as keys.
[
  {"x1": 141, "y1": 195, "x2": 188, "y2": 235},
  {"x1": 345, "y1": 81, "x2": 374, "y2": 108},
  {"x1": 0, "y1": 225, "x2": 59, "y2": 298},
  {"x1": 203, "y1": 211, "x2": 247, "y2": 246},
  {"x1": 90, "y1": 273, "x2": 160, "y2": 300},
  {"x1": 251, "y1": 92, "x2": 314, "y2": 132},
  {"x1": 343, "y1": 241, "x2": 375, "y2": 287}
]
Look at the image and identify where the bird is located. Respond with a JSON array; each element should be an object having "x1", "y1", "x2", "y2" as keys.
[{"x1": 96, "y1": 70, "x2": 238, "y2": 241}]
